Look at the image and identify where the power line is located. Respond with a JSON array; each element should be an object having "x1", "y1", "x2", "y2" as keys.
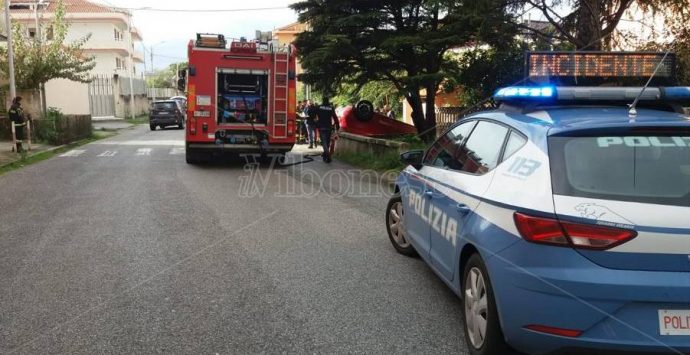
[{"x1": 111, "y1": 6, "x2": 289, "y2": 13}]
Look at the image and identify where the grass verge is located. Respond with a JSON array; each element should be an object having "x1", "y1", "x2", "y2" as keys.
[
  {"x1": 0, "y1": 131, "x2": 116, "y2": 177},
  {"x1": 334, "y1": 150, "x2": 405, "y2": 172},
  {"x1": 125, "y1": 115, "x2": 149, "y2": 125}
]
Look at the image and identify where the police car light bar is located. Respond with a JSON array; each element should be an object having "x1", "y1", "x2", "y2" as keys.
[{"x1": 494, "y1": 86, "x2": 690, "y2": 103}]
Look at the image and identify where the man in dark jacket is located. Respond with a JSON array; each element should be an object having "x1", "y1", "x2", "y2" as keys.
[
  {"x1": 314, "y1": 97, "x2": 339, "y2": 163},
  {"x1": 303, "y1": 99, "x2": 317, "y2": 148},
  {"x1": 8, "y1": 97, "x2": 26, "y2": 153}
]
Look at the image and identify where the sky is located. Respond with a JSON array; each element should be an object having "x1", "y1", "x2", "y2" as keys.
[{"x1": 92, "y1": 0, "x2": 299, "y2": 71}]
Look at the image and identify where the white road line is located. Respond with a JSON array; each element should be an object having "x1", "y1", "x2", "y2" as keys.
[
  {"x1": 98, "y1": 151, "x2": 118, "y2": 157},
  {"x1": 136, "y1": 148, "x2": 152, "y2": 156},
  {"x1": 94, "y1": 140, "x2": 184, "y2": 146},
  {"x1": 169, "y1": 147, "x2": 185, "y2": 155},
  {"x1": 59, "y1": 150, "x2": 85, "y2": 157}
]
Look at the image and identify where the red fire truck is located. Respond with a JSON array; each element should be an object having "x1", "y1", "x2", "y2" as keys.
[{"x1": 183, "y1": 33, "x2": 298, "y2": 164}]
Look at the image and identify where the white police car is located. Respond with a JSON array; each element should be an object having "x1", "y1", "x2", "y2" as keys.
[{"x1": 386, "y1": 52, "x2": 690, "y2": 354}]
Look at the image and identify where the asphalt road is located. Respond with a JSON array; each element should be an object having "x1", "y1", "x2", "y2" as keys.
[{"x1": 0, "y1": 125, "x2": 468, "y2": 354}]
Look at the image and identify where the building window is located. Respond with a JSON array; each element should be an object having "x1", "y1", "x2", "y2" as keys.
[
  {"x1": 28, "y1": 28, "x2": 36, "y2": 38},
  {"x1": 114, "y1": 28, "x2": 123, "y2": 41},
  {"x1": 116, "y1": 57, "x2": 126, "y2": 70}
]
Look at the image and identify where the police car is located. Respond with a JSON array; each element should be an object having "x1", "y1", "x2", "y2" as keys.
[{"x1": 386, "y1": 52, "x2": 690, "y2": 354}]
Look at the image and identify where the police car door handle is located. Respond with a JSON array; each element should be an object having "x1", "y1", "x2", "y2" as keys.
[{"x1": 456, "y1": 204, "x2": 471, "y2": 215}]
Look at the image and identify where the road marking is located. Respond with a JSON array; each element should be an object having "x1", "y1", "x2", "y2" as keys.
[
  {"x1": 59, "y1": 150, "x2": 85, "y2": 157},
  {"x1": 94, "y1": 140, "x2": 184, "y2": 146},
  {"x1": 98, "y1": 151, "x2": 118, "y2": 157},
  {"x1": 169, "y1": 147, "x2": 185, "y2": 155},
  {"x1": 136, "y1": 148, "x2": 152, "y2": 156}
]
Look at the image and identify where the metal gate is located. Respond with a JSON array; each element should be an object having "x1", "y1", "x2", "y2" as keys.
[{"x1": 88, "y1": 75, "x2": 115, "y2": 118}]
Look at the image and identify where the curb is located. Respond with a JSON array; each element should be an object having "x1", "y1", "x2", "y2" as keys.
[{"x1": 0, "y1": 144, "x2": 66, "y2": 170}]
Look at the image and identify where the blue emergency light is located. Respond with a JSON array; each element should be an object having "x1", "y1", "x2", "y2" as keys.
[
  {"x1": 494, "y1": 86, "x2": 555, "y2": 99},
  {"x1": 494, "y1": 86, "x2": 690, "y2": 103},
  {"x1": 495, "y1": 86, "x2": 555, "y2": 99}
]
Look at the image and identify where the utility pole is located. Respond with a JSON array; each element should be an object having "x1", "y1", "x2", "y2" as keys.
[
  {"x1": 127, "y1": 11, "x2": 135, "y2": 120},
  {"x1": 34, "y1": 0, "x2": 46, "y2": 116},
  {"x1": 4, "y1": 0, "x2": 17, "y2": 101}
]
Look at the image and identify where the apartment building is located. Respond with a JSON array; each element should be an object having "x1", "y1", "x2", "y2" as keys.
[{"x1": 9, "y1": 0, "x2": 147, "y2": 118}]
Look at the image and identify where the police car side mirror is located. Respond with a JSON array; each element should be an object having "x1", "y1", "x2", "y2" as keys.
[{"x1": 400, "y1": 150, "x2": 424, "y2": 170}]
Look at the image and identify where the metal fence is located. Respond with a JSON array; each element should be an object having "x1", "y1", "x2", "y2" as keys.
[
  {"x1": 119, "y1": 77, "x2": 146, "y2": 96},
  {"x1": 89, "y1": 75, "x2": 115, "y2": 118},
  {"x1": 147, "y1": 88, "x2": 181, "y2": 100}
]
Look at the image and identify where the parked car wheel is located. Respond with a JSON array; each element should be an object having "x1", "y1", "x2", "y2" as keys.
[
  {"x1": 386, "y1": 192, "x2": 417, "y2": 257},
  {"x1": 150, "y1": 124, "x2": 156, "y2": 131},
  {"x1": 179, "y1": 122, "x2": 185, "y2": 130},
  {"x1": 462, "y1": 253, "x2": 512, "y2": 355}
]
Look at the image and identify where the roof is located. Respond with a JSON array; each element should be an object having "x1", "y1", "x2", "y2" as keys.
[
  {"x1": 274, "y1": 22, "x2": 307, "y2": 34},
  {"x1": 474, "y1": 106, "x2": 690, "y2": 140},
  {"x1": 9, "y1": 0, "x2": 122, "y2": 14}
]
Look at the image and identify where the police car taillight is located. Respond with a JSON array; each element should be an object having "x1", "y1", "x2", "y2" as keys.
[{"x1": 514, "y1": 213, "x2": 637, "y2": 250}]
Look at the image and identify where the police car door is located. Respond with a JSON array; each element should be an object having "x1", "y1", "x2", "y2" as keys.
[{"x1": 424, "y1": 121, "x2": 510, "y2": 281}]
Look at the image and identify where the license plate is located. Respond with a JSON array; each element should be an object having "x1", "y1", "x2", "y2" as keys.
[
  {"x1": 157, "y1": 111, "x2": 169, "y2": 115},
  {"x1": 658, "y1": 310, "x2": 690, "y2": 335}
]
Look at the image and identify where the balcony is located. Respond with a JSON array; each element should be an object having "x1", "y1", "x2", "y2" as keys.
[{"x1": 133, "y1": 51, "x2": 144, "y2": 63}]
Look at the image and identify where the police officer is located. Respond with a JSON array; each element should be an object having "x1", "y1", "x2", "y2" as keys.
[
  {"x1": 314, "y1": 97, "x2": 339, "y2": 163},
  {"x1": 8, "y1": 97, "x2": 26, "y2": 153}
]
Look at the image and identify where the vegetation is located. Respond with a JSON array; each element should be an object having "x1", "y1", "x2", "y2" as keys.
[
  {"x1": 335, "y1": 150, "x2": 406, "y2": 172},
  {"x1": 0, "y1": 0, "x2": 95, "y2": 114},
  {"x1": 509, "y1": 0, "x2": 690, "y2": 51},
  {"x1": 34, "y1": 107, "x2": 63, "y2": 144},
  {"x1": 332, "y1": 81, "x2": 403, "y2": 119},
  {"x1": 147, "y1": 62, "x2": 188, "y2": 88},
  {"x1": 291, "y1": 0, "x2": 513, "y2": 142}
]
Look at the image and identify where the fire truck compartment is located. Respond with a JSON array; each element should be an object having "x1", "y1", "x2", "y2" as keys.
[{"x1": 217, "y1": 71, "x2": 269, "y2": 125}]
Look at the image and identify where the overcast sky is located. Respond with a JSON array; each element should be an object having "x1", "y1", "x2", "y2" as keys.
[{"x1": 93, "y1": 0, "x2": 298, "y2": 71}]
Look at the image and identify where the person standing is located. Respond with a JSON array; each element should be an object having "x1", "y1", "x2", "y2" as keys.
[
  {"x1": 303, "y1": 99, "x2": 318, "y2": 149},
  {"x1": 8, "y1": 97, "x2": 26, "y2": 153},
  {"x1": 314, "y1": 97, "x2": 339, "y2": 163}
]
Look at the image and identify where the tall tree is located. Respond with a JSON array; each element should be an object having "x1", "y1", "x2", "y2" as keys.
[
  {"x1": 511, "y1": 0, "x2": 690, "y2": 50},
  {"x1": 0, "y1": 0, "x2": 95, "y2": 114},
  {"x1": 291, "y1": 0, "x2": 513, "y2": 142}
]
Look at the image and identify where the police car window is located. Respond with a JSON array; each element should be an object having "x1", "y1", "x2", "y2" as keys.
[
  {"x1": 424, "y1": 121, "x2": 476, "y2": 168},
  {"x1": 550, "y1": 135, "x2": 690, "y2": 207},
  {"x1": 502, "y1": 131, "x2": 528, "y2": 162},
  {"x1": 458, "y1": 121, "x2": 509, "y2": 174}
]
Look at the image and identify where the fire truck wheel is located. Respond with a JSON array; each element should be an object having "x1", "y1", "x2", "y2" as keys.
[
  {"x1": 150, "y1": 124, "x2": 156, "y2": 131},
  {"x1": 185, "y1": 147, "x2": 203, "y2": 164},
  {"x1": 354, "y1": 100, "x2": 375, "y2": 122}
]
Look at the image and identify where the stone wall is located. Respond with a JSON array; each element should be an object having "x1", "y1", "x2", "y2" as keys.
[{"x1": 335, "y1": 132, "x2": 410, "y2": 156}]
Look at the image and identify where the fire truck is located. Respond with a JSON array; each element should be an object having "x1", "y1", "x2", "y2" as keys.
[{"x1": 182, "y1": 33, "x2": 298, "y2": 164}]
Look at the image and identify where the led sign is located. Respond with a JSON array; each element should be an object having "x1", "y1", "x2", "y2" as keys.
[{"x1": 527, "y1": 52, "x2": 675, "y2": 79}]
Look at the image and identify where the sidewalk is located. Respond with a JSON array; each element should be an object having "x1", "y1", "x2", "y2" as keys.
[
  {"x1": 93, "y1": 119, "x2": 134, "y2": 131},
  {"x1": 0, "y1": 141, "x2": 58, "y2": 166}
]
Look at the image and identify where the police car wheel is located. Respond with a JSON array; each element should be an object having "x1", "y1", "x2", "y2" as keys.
[
  {"x1": 386, "y1": 193, "x2": 417, "y2": 257},
  {"x1": 462, "y1": 253, "x2": 511, "y2": 355}
]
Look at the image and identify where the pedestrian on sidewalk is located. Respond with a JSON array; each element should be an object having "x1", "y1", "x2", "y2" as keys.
[
  {"x1": 303, "y1": 99, "x2": 318, "y2": 149},
  {"x1": 314, "y1": 97, "x2": 339, "y2": 163},
  {"x1": 8, "y1": 97, "x2": 27, "y2": 153}
]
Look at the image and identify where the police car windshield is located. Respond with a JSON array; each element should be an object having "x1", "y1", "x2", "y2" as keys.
[{"x1": 549, "y1": 134, "x2": 690, "y2": 207}]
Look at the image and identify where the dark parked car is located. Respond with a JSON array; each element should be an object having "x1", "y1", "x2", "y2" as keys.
[{"x1": 150, "y1": 100, "x2": 185, "y2": 130}]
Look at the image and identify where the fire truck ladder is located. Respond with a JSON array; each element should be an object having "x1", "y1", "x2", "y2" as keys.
[{"x1": 273, "y1": 51, "x2": 289, "y2": 138}]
